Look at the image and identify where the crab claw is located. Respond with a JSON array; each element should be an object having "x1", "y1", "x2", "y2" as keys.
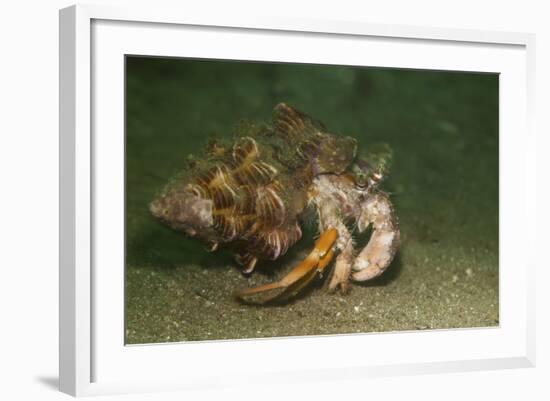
[
  {"x1": 352, "y1": 192, "x2": 400, "y2": 282},
  {"x1": 234, "y1": 228, "x2": 338, "y2": 304}
]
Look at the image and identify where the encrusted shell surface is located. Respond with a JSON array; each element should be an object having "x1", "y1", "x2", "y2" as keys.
[{"x1": 156, "y1": 103, "x2": 358, "y2": 267}]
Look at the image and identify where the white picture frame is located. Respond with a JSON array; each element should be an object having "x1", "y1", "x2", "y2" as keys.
[{"x1": 59, "y1": 3, "x2": 536, "y2": 397}]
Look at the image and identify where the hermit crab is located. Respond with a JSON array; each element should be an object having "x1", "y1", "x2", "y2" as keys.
[{"x1": 150, "y1": 103, "x2": 400, "y2": 304}]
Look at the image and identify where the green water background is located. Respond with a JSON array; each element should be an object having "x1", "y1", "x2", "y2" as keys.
[{"x1": 125, "y1": 57, "x2": 498, "y2": 344}]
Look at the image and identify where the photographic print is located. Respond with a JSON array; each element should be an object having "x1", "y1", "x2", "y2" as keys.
[{"x1": 125, "y1": 57, "x2": 498, "y2": 344}]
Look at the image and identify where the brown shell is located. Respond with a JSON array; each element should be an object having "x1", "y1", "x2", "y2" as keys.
[{"x1": 157, "y1": 103, "x2": 357, "y2": 268}]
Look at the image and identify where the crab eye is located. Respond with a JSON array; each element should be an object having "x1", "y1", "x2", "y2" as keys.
[
  {"x1": 369, "y1": 172, "x2": 384, "y2": 185},
  {"x1": 353, "y1": 173, "x2": 368, "y2": 189}
]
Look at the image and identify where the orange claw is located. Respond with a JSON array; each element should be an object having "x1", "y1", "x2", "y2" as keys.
[{"x1": 234, "y1": 228, "x2": 338, "y2": 304}]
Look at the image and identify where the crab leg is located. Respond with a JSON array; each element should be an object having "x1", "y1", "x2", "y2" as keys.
[
  {"x1": 312, "y1": 185, "x2": 354, "y2": 293},
  {"x1": 234, "y1": 228, "x2": 338, "y2": 304},
  {"x1": 275, "y1": 248, "x2": 335, "y2": 302}
]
